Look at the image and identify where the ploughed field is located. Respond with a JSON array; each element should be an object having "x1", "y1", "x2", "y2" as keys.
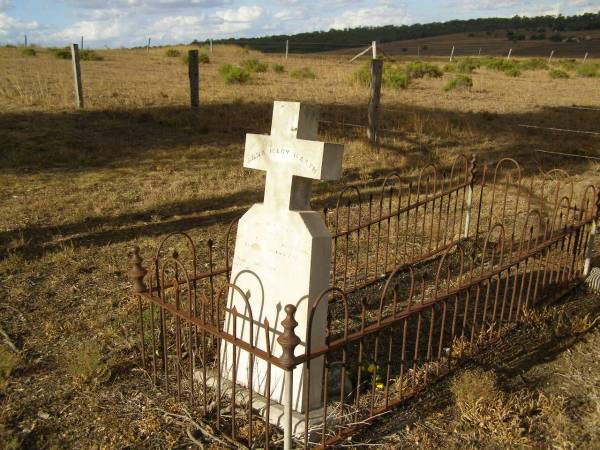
[{"x1": 0, "y1": 44, "x2": 599, "y2": 448}]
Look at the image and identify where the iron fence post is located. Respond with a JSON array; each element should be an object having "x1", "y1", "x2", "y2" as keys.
[
  {"x1": 128, "y1": 246, "x2": 147, "y2": 293},
  {"x1": 584, "y1": 189, "x2": 600, "y2": 276},
  {"x1": 277, "y1": 304, "x2": 301, "y2": 450},
  {"x1": 463, "y1": 155, "x2": 477, "y2": 239}
]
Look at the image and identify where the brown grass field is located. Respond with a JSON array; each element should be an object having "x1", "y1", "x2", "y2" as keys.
[{"x1": 0, "y1": 43, "x2": 600, "y2": 448}]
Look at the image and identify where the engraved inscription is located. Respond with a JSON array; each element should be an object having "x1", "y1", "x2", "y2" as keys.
[{"x1": 247, "y1": 144, "x2": 318, "y2": 175}]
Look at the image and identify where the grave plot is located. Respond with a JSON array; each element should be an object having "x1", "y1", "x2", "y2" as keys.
[{"x1": 127, "y1": 102, "x2": 598, "y2": 448}]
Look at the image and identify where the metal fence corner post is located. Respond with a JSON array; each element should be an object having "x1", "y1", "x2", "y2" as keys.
[{"x1": 277, "y1": 304, "x2": 301, "y2": 450}]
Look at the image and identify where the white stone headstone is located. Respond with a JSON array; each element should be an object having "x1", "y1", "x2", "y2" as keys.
[{"x1": 221, "y1": 101, "x2": 344, "y2": 413}]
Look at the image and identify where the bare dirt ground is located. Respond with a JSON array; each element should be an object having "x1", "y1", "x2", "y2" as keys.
[{"x1": 0, "y1": 45, "x2": 599, "y2": 448}]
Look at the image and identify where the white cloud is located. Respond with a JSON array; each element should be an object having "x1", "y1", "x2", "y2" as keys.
[
  {"x1": 329, "y1": 1, "x2": 411, "y2": 29},
  {"x1": 0, "y1": 0, "x2": 10, "y2": 13},
  {"x1": 518, "y1": 3, "x2": 562, "y2": 17},
  {"x1": 458, "y1": 0, "x2": 524, "y2": 11},
  {"x1": 568, "y1": 0, "x2": 600, "y2": 13},
  {"x1": 50, "y1": 19, "x2": 125, "y2": 41},
  {"x1": 274, "y1": 10, "x2": 305, "y2": 21},
  {"x1": 63, "y1": 0, "x2": 233, "y2": 9},
  {"x1": 215, "y1": 5, "x2": 262, "y2": 22},
  {"x1": 0, "y1": 13, "x2": 38, "y2": 38}
]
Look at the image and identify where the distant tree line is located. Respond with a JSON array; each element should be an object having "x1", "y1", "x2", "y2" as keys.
[{"x1": 200, "y1": 12, "x2": 600, "y2": 52}]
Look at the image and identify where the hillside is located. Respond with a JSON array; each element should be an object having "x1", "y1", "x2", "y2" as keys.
[{"x1": 211, "y1": 12, "x2": 600, "y2": 57}]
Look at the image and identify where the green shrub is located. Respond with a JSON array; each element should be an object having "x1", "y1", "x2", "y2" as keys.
[
  {"x1": 559, "y1": 59, "x2": 578, "y2": 71},
  {"x1": 182, "y1": 52, "x2": 210, "y2": 65},
  {"x1": 290, "y1": 67, "x2": 316, "y2": 80},
  {"x1": 80, "y1": 49, "x2": 103, "y2": 61},
  {"x1": 218, "y1": 64, "x2": 250, "y2": 84},
  {"x1": 442, "y1": 64, "x2": 455, "y2": 73},
  {"x1": 505, "y1": 67, "x2": 521, "y2": 77},
  {"x1": 4, "y1": 44, "x2": 16, "y2": 48},
  {"x1": 21, "y1": 47, "x2": 36, "y2": 57},
  {"x1": 456, "y1": 57, "x2": 480, "y2": 74},
  {"x1": 52, "y1": 47, "x2": 71, "y2": 59},
  {"x1": 577, "y1": 63, "x2": 598, "y2": 78},
  {"x1": 549, "y1": 69, "x2": 570, "y2": 79},
  {"x1": 242, "y1": 59, "x2": 268, "y2": 73},
  {"x1": 405, "y1": 60, "x2": 442, "y2": 78},
  {"x1": 444, "y1": 75, "x2": 473, "y2": 91},
  {"x1": 165, "y1": 48, "x2": 181, "y2": 57},
  {"x1": 482, "y1": 58, "x2": 522, "y2": 76},
  {"x1": 383, "y1": 65, "x2": 411, "y2": 89},
  {"x1": 272, "y1": 63, "x2": 285, "y2": 73},
  {"x1": 354, "y1": 62, "x2": 411, "y2": 89},
  {"x1": 518, "y1": 58, "x2": 548, "y2": 70},
  {"x1": 353, "y1": 63, "x2": 371, "y2": 85}
]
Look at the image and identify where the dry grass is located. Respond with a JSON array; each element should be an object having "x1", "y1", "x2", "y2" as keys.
[
  {"x1": 0, "y1": 44, "x2": 599, "y2": 447},
  {"x1": 370, "y1": 301, "x2": 600, "y2": 450}
]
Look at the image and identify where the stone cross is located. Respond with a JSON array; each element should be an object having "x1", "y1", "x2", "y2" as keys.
[
  {"x1": 244, "y1": 102, "x2": 343, "y2": 210},
  {"x1": 221, "y1": 101, "x2": 344, "y2": 415}
]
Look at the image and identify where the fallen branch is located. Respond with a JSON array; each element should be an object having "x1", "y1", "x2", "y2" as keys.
[{"x1": 156, "y1": 407, "x2": 245, "y2": 449}]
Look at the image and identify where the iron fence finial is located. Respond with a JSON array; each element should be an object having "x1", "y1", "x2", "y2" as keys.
[
  {"x1": 128, "y1": 245, "x2": 147, "y2": 293},
  {"x1": 277, "y1": 304, "x2": 301, "y2": 369},
  {"x1": 468, "y1": 154, "x2": 477, "y2": 183}
]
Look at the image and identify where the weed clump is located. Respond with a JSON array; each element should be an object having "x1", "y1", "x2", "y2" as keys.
[
  {"x1": 218, "y1": 64, "x2": 250, "y2": 84},
  {"x1": 65, "y1": 342, "x2": 110, "y2": 387},
  {"x1": 444, "y1": 74, "x2": 473, "y2": 91},
  {"x1": 353, "y1": 62, "x2": 418, "y2": 89},
  {"x1": 242, "y1": 59, "x2": 268, "y2": 73},
  {"x1": 21, "y1": 47, "x2": 36, "y2": 57},
  {"x1": 290, "y1": 67, "x2": 316, "y2": 80},
  {"x1": 165, "y1": 48, "x2": 181, "y2": 57},
  {"x1": 549, "y1": 69, "x2": 570, "y2": 79},
  {"x1": 182, "y1": 53, "x2": 210, "y2": 65},
  {"x1": 558, "y1": 58, "x2": 578, "y2": 71},
  {"x1": 404, "y1": 60, "x2": 442, "y2": 78},
  {"x1": 0, "y1": 347, "x2": 20, "y2": 388},
  {"x1": 456, "y1": 58, "x2": 480, "y2": 74},
  {"x1": 49, "y1": 47, "x2": 102, "y2": 61},
  {"x1": 51, "y1": 47, "x2": 71, "y2": 59},
  {"x1": 384, "y1": 65, "x2": 411, "y2": 89},
  {"x1": 577, "y1": 63, "x2": 598, "y2": 78},
  {"x1": 80, "y1": 49, "x2": 103, "y2": 61},
  {"x1": 518, "y1": 58, "x2": 548, "y2": 70},
  {"x1": 272, "y1": 63, "x2": 285, "y2": 73}
]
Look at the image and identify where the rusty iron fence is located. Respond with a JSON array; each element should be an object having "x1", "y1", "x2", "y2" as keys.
[{"x1": 128, "y1": 156, "x2": 598, "y2": 448}]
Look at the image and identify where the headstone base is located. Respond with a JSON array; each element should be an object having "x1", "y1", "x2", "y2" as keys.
[{"x1": 194, "y1": 368, "x2": 325, "y2": 437}]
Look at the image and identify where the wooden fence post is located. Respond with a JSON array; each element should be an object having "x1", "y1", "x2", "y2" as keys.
[
  {"x1": 285, "y1": 40, "x2": 289, "y2": 59},
  {"x1": 188, "y1": 49, "x2": 199, "y2": 111},
  {"x1": 24, "y1": 34, "x2": 27, "y2": 48},
  {"x1": 548, "y1": 49, "x2": 554, "y2": 63},
  {"x1": 372, "y1": 40, "x2": 377, "y2": 59},
  {"x1": 368, "y1": 59, "x2": 383, "y2": 150},
  {"x1": 147, "y1": 38, "x2": 151, "y2": 54},
  {"x1": 583, "y1": 52, "x2": 588, "y2": 63},
  {"x1": 70, "y1": 43, "x2": 84, "y2": 109},
  {"x1": 507, "y1": 48, "x2": 512, "y2": 60},
  {"x1": 209, "y1": 39, "x2": 213, "y2": 55},
  {"x1": 449, "y1": 45, "x2": 455, "y2": 62}
]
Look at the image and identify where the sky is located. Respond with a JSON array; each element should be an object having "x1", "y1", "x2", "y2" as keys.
[{"x1": 0, "y1": 0, "x2": 598, "y2": 48}]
